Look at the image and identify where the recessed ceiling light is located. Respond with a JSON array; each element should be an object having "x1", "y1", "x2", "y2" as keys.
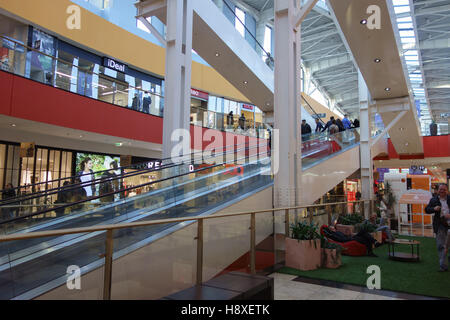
[
  {"x1": 385, "y1": 87, "x2": 391, "y2": 91},
  {"x1": 399, "y1": 127, "x2": 405, "y2": 131},
  {"x1": 243, "y1": 81, "x2": 248, "y2": 85},
  {"x1": 374, "y1": 58, "x2": 381, "y2": 63},
  {"x1": 405, "y1": 142, "x2": 409, "y2": 146},
  {"x1": 11, "y1": 124, "x2": 16, "y2": 127},
  {"x1": 360, "y1": 19, "x2": 368, "y2": 25},
  {"x1": 215, "y1": 52, "x2": 220, "y2": 57}
]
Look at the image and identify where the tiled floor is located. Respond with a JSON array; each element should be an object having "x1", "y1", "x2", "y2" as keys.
[{"x1": 268, "y1": 273, "x2": 401, "y2": 300}]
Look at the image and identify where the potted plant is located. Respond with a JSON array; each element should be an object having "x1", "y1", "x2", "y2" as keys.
[
  {"x1": 321, "y1": 238, "x2": 343, "y2": 269},
  {"x1": 285, "y1": 221, "x2": 321, "y2": 271},
  {"x1": 355, "y1": 220, "x2": 382, "y2": 243},
  {"x1": 383, "y1": 182, "x2": 398, "y2": 231},
  {"x1": 336, "y1": 214, "x2": 363, "y2": 236}
]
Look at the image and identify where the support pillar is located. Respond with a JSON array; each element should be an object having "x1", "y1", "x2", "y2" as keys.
[
  {"x1": 274, "y1": 0, "x2": 302, "y2": 211},
  {"x1": 358, "y1": 70, "x2": 374, "y2": 219},
  {"x1": 162, "y1": 0, "x2": 193, "y2": 163}
]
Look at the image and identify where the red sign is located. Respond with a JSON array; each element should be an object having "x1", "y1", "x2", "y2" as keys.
[
  {"x1": 242, "y1": 104, "x2": 254, "y2": 111},
  {"x1": 191, "y1": 88, "x2": 209, "y2": 101}
]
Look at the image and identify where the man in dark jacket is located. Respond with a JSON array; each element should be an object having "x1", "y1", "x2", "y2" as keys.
[
  {"x1": 425, "y1": 184, "x2": 450, "y2": 271},
  {"x1": 315, "y1": 118, "x2": 324, "y2": 133},
  {"x1": 322, "y1": 116, "x2": 335, "y2": 132}
]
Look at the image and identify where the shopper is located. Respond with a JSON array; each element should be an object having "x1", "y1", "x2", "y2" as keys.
[
  {"x1": 425, "y1": 184, "x2": 450, "y2": 272},
  {"x1": 54, "y1": 181, "x2": 72, "y2": 217},
  {"x1": 227, "y1": 111, "x2": 234, "y2": 128},
  {"x1": 301, "y1": 119, "x2": 312, "y2": 136},
  {"x1": 329, "y1": 120, "x2": 339, "y2": 135},
  {"x1": 142, "y1": 93, "x2": 152, "y2": 114},
  {"x1": 315, "y1": 118, "x2": 324, "y2": 133},
  {"x1": 342, "y1": 114, "x2": 352, "y2": 130},
  {"x1": 336, "y1": 118, "x2": 345, "y2": 132},
  {"x1": 2, "y1": 183, "x2": 17, "y2": 219},
  {"x1": 99, "y1": 161, "x2": 119, "y2": 203},
  {"x1": 323, "y1": 226, "x2": 381, "y2": 257},
  {"x1": 353, "y1": 118, "x2": 360, "y2": 128},
  {"x1": 239, "y1": 113, "x2": 246, "y2": 130},
  {"x1": 322, "y1": 116, "x2": 335, "y2": 132},
  {"x1": 77, "y1": 157, "x2": 96, "y2": 198},
  {"x1": 70, "y1": 177, "x2": 87, "y2": 212}
]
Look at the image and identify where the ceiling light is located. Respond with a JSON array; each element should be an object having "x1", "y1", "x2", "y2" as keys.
[
  {"x1": 374, "y1": 58, "x2": 381, "y2": 63},
  {"x1": 11, "y1": 124, "x2": 16, "y2": 127},
  {"x1": 399, "y1": 127, "x2": 405, "y2": 131},
  {"x1": 385, "y1": 87, "x2": 391, "y2": 91},
  {"x1": 215, "y1": 52, "x2": 220, "y2": 57},
  {"x1": 360, "y1": 19, "x2": 368, "y2": 25},
  {"x1": 243, "y1": 81, "x2": 248, "y2": 85},
  {"x1": 405, "y1": 142, "x2": 409, "y2": 146},
  {"x1": 80, "y1": 135, "x2": 83, "y2": 138}
]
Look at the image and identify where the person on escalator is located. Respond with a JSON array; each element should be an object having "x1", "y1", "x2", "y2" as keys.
[
  {"x1": 99, "y1": 161, "x2": 119, "y2": 204},
  {"x1": 336, "y1": 118, "x2": 345, "y2": 132},
  {"x1": 329, "y1": 120, "x2": 339, "y2": 135},
  {"x1": 322, "y1": 116, "x2": 335, "y2": 133},
  {"x1": 54, "y1": 181, "x2": 72, "y2": 217},
  {"x1": 315, "y1": 118, "x2": 324, "y2": 133}
]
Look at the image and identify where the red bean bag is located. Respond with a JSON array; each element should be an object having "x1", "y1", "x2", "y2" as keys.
[{"x1": 320, "y1": 225, "x2": 367, "y2": 257}]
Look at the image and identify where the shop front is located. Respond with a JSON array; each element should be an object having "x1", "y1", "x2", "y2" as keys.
[{"x1": 190, "y1": 89, "x2": 209, "y2": 127}]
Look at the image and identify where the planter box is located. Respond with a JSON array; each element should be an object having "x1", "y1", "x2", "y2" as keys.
[
  {"x1": 335, "y1": 224, "x2": 354, "y2": 237},
  {"x1": 321, "y1": 248, "x2": 342, "y2": 269},
  {"x1": 285, "y1": 238, "x2": 321, "y2": 271}
]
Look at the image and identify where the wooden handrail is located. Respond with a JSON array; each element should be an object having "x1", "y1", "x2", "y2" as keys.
[{"x1": 0, "y1": 199, "x2": 373, "y2": 243}]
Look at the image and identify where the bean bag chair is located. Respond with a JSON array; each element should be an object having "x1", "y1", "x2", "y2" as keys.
[{"x1": 320, "y1": 225, "x2": 367, "y2": 257}]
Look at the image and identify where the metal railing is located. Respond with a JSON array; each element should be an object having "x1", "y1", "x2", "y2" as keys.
[
  {"x1": 0, "y1": 198, "x2": 374, "y2": 300},
  {"x1": 0, "y1": 35, "x2": 264, "y2": 137}
]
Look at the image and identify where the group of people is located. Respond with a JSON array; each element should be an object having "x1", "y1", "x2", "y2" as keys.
[{"x1": 301, "y1": 114, "x2": 360, "y2": 138}]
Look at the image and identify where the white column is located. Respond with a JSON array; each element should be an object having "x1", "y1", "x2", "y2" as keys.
[
  {"x1": 162, "y1": 0, "x2": 193, "y2": 162},
  {"x1": 358, "y1": 70, "x2": 373, "y2": 218},
  {"x1": 274, "y1": 0, "x2": 302, "y2": 209}
]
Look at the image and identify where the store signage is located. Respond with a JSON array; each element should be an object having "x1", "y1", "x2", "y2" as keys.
[
  {"x1": 191, "y1": 88, "x2": 209, "y2": 101},
  {"x1": 242, "y1": 104, "x2": 254, "y2": 112},
  {"x1": 410, "y1": 165, "x2": 425, "y2": 175},
  {"x1": 103, "y1": 57, "x2": 127, "y2": 73},
  {"x1": 312, "y1": 113, "x2": 326, "y2": 119},
  {"x1": 20, "y1": 142, "x2": 35, "y2": 158}
]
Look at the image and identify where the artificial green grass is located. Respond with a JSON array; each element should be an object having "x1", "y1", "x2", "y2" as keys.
[{"x1": 279, "y1": 236, "x2": 450, "y2": 299}]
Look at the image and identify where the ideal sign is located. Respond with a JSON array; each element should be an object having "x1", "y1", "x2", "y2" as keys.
[
  {"x1": 103, "y1": 57, "x2": 127, "y2": 73},
  {"x1": 191, "y1": 89, "x2": 209, "y2": 101}
]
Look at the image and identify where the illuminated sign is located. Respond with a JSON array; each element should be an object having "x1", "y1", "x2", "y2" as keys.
[{"x1": 103, "y1": 57, "x2": 127, "y2": 73}]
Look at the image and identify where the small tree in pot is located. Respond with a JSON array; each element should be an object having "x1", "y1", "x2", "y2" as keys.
[{"x1": 285, "y1": 221, "x2": 322, "y2": 271}]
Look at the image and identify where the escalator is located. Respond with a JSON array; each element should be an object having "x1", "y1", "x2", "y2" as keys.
[{"x1": 0, "y1": 128, "x2": 363, "y2": 299}]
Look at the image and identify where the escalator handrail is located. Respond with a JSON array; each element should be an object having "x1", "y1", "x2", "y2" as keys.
[
  {"x1": 0, "y1": 150, "x2": 271, "y2": 226},
  {"x1": 0, "y1": 140, "x2": 267, "y2": 204},
  {"x1": 0, "y1": 142, "x2": 268, "y2": 207},
  {"x1": 301, "y1": 95, "x2": 327, "y2": 126}
]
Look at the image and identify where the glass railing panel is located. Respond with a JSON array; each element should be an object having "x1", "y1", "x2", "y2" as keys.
[
  {"x1": 0, "y1": 157, "x2": 272, "y2": 299},
  {"x1": 302, "y1": 128, "x2": 360, "y2": 168},
  {"x1": 111, "y1": 222, "x2": 197, "y2": 299},
  {"x1": 0, "y1": 231, "x2": 106, "y2": 300}
]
